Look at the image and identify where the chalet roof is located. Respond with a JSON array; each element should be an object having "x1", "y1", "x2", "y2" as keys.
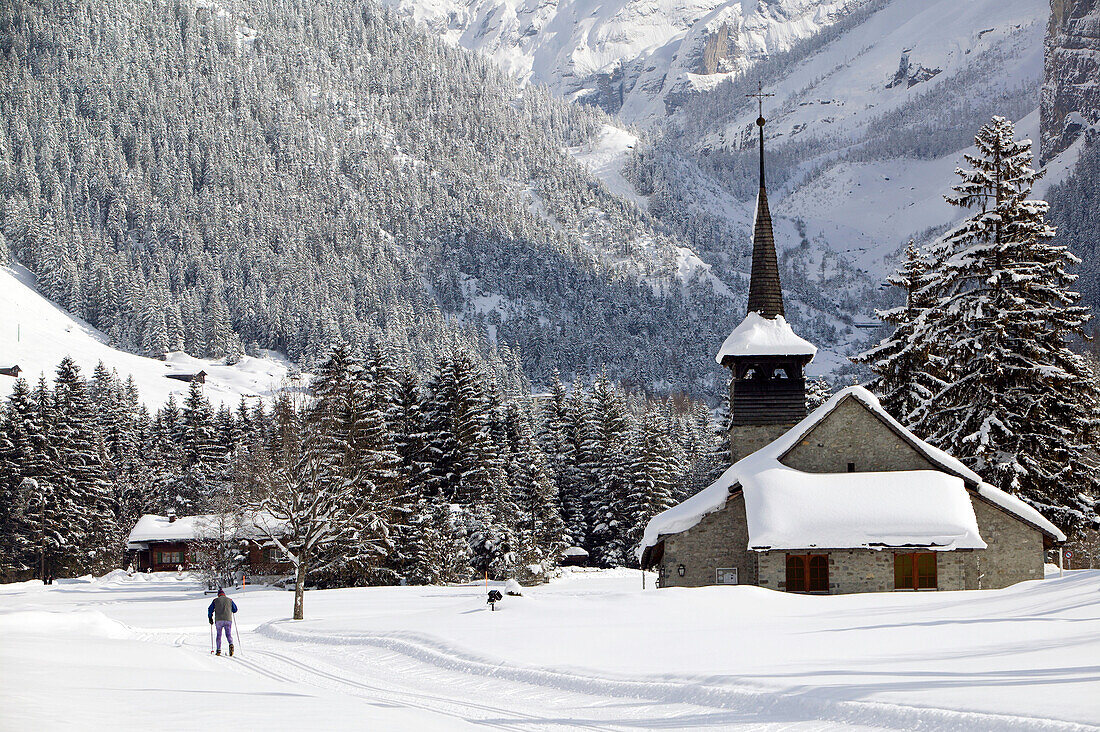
[
  {"x1": 127, "y1": 512, "x2": 285, "y2": 547},
  {"x1": 715, "y1": 312, "x2": 816, "y2": 363},
  {"x1": 638, "y1": 387, "x2": 1065, "y2": 558}
]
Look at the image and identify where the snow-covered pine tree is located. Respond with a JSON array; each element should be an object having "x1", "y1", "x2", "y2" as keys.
[
  {"x1": 408, "y1": 498, "x2": 471, "y2": 585},
  {"x1": 626, "y1": 410, "x2": 678, "y2": 560},
  {"x1": 51, "y1": 358, "x2": 114, "y2": 573},
  {"x1": 804, "y1": 377, "x2": 836, "y2": 412},
  {"x1": 174, "y1": 379, "x2": 225, "y2": 513},
  {"x1": 538, "y1": 372, "x2": 587, "y2": 550},
  {"x1": 915, "y1": 116, "x2": 1100, "y2": 534},
  {"x1": 0, "y1": 378, "x2": 53, "y2": 576},
  {"x1": 583, "y1": 375, "x2": 632, "y2": 567},
  {"x1": 853, "y1": 241, "x2": 942, "y2": 424},
  {"x1": 505, "y1": 401, "x2": 565, "y2": 581}
]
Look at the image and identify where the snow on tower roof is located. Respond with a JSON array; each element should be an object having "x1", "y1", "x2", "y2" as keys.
[
  {"x1": 126, "y1": 512, "x2": 286, "y2": 547},
  {"x1": 638, "y1": 386, "x2": 1064, "y2": 558},
  {"x1": 715, "y1": 312, "x2": 816, "y2": 363}
]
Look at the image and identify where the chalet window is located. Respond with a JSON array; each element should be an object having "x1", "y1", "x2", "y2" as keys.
[
  {"x1": 742, "y1": 367, "x2": 758, "y2": 380},
  {"x1": 894, "y1": 553, "x2": 937, "y2": 590},
  {"x1": 772, "y1": 368, "x2": 789, "y2": 379},
  {"x1": 847, "y1": 462, "x2": 855, "y2": 473},
  {"x1": 155, "y1": 551, "x2": 183, "y2": 565},
  {"x1": 716, "y1": 568, "x2": 738, "y2": 585},
  {"x1": 785, "y1": 554, "x2": 828, "y2": 592},
  {"x1": 263, "y1": 547, "x2": 287, "y2": 563}
]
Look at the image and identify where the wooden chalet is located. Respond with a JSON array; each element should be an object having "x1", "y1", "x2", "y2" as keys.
[
  {"x1": 126, "y1": 512, "x2": 292, "y2": 575},
  {"x1": 165, "y1": 370, "x2": 206, "y2": 383},
  {"x1": 0, "y1": 364, "x2": 22, "y2": 378}
]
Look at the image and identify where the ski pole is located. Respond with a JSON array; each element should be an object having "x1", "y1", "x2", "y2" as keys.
[
  {"x1": 209, "y1": 621, "x2": 215, "y2": 654},
  {"x1": 234, "y1": 615, "x2": 242, "y2": 654}
]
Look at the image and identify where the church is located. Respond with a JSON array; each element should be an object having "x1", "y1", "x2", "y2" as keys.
[{"x1": 638, "y1": 104, "x2": 1065, "y2": 593}]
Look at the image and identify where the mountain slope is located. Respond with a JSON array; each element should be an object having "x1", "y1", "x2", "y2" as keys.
[
  {"x1": 0, "y1": 0, "x2": 735, "y2": 399},
  {"x1": 624, "y1": 0, "x2": 1091, "y2": 360},
  {"x1": 380, "y1": 0, "x2": 862, "y2": 123},
  {"x1": 0, "y1": 264, "x2": 295, "y2": 406}
]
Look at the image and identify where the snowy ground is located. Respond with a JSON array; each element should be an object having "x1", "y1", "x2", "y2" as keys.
[
  {"x1": 0, "y1": 263, "x2": 303, "y2": 407},
  {"x1": 2, "y1": 568, "x2": 1098, "y2": 731}
]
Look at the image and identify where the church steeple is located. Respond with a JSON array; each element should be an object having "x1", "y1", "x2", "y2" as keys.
[
  {"x1": 714, "y1": 83, "x2": 816, "y2": 463},
  {"x1": 746, "y1": 85, "x2": 784, "y2": 319}
]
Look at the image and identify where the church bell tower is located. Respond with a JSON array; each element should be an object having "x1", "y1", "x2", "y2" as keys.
[{"x1": 716, "y1": 85, "x2": 816, "y2": 462}]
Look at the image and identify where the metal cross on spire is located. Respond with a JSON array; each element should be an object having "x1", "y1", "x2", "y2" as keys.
[
  {"x1": 746, "y1": 80, "x2": 774, "y2": 119},
  {"x1": 746, "y1": 81, "x2": 774, "y2": 184}
]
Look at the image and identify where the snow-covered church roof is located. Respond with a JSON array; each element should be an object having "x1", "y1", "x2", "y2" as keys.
[
  {"x1": 127, "y1": 512, "x2": 285, "y2": 547},
  {"x1": 715, "y1": 312, "x2": 816, "y2": 364},
  {"x1": 638, "y1": 386, "x2": 1065, "y2": 557}
]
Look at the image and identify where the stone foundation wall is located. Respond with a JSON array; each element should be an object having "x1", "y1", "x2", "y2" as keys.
[
  {"x1": 757, "y1": 548, "x2": 978, "y2": 593},
  {"x1": 659, "y1": 494, "x2": 756, "y2": 588}
]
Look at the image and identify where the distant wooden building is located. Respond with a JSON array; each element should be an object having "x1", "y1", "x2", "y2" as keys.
[
  {"x1": 165, "y1": 370, "x2": 206, "y2": 384},
  {"x1": 0, "y1": 364, "x2": 22, "y2": 378},
  {"x1": 126, "y1": 512, "x2": 292, "y2": 575}
]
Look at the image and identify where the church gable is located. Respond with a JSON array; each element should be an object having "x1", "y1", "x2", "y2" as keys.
[{"x1": 780, "y1": 394, "x2": 944, "y2": 475}]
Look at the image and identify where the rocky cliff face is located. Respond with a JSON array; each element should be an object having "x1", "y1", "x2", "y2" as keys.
[{"x1": 1041, "y1": 0, "x2": 1100, "y2": 162}]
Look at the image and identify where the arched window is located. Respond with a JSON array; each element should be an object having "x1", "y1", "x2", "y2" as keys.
[
  {"x1": 808, "y1": 556, "x2": 829, "y2": 592},
  {"x1": 772, "y1": 367, "x2": 789, "y2": 379},
  {"x1": 742, "y1": 367, "x2": 758, "y2": 380}
]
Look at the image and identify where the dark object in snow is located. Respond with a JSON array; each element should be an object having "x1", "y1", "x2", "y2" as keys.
[
  {"x1": 0, "y1": 365, "x2": 21, "y2": 378},
  {"x1": 165, "y1": 370, "x2": 206, "y2": 383},
  {"x1": 487, "y1": 589, "x2": 503, "y2": 610}
]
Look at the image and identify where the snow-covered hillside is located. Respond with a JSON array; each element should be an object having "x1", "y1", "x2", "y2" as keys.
[
  {"x1": 0, "y1": 265, "x2": 299, "y2": 407},
  {"x1": 381, "y1": 0, "x2": 862, "y2": 123},
  {"x1": 3, "y1": 568, "x2": 1098, "y2": 729}
]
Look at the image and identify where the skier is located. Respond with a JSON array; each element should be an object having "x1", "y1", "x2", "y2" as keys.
[{"x1": 207, "y1": 589, "x2": 238, "y2": 656}]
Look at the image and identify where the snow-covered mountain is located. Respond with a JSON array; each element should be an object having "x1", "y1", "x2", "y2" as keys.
[
  {"x1": 624, "y1": 0, "x2": 1090, "y2": 344},
  {"x1": 380, "y1": 0, "x2": 862, "y2": 123}
]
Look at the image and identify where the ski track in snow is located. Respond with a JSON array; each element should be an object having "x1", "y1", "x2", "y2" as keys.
[
  {"x1": 128, "y1": 619, "x2": 1096, "y2": 732},
  {"x1": 7, "y1": 571, "x2": 1099, "y2": 731}
]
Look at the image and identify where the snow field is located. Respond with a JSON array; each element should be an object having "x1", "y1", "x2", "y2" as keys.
[
  {"x1": 0, "y1": 263, "x2": 300, "y2": 407},
  {"x1": 2, "y1": 568, "x2": 1098, "y2": 730}
]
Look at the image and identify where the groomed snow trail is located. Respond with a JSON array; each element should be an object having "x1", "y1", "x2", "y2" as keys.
[
  {"x1": 151, "y1": 628, "x2": 866, "y2": 731},
  {"x1": 4, "y1": 570, "x2": 1099, "y2": 731}
]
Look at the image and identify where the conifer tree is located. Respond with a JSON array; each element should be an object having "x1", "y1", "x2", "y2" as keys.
[
  {"x1": 51, "y1": 358, "x2": 114, "y2": 572},
  {"x1": 539, "y1": 372, "x2": 586, "y2": 549},
  {"x1": 914, "y1": 116, "x2": 1100, "y2": 533},
  {"x1": 409, "y1": 498, "x2": 471, "y2": 585},
  {"x1": 854, "y1": 241, "x2": 941, "y2": 423}
]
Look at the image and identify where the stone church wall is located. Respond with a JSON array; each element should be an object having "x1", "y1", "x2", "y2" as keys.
[
  {"x1": 780, "y1": 397, "x2": 941, "y2": 473},
  {"x1": 971, "y1": 496, "x2": 1045, "y2": 589},
  {"x1": 658, "y1": 493, "x2": 756, "y2": 588}
]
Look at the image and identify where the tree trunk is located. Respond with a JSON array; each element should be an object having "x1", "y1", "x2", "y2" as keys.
[{"x1": 293, "y1": 560, "x2": 307, "y2": 620}]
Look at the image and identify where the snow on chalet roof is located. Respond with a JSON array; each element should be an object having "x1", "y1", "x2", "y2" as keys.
[
  {"x1": 638, "y1": 386, "x2": 1064, "y2": 557},
  {"x1": 715, "y1": 312, "x2": 816, "y2": 363},
  {"x1": 126, "y1": 512, "x2": 285, "y2": 546}
]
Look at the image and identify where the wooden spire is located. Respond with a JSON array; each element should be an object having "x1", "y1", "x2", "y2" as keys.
[{"x1": 745, "y1": 83, "x2": 784, "y2": 319}]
